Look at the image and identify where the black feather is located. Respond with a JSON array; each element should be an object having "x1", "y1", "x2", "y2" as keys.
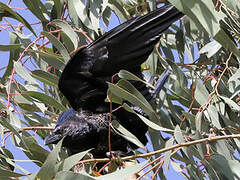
[{"x1": 45, "y1": 4, "x2": 183, "y2": 157}]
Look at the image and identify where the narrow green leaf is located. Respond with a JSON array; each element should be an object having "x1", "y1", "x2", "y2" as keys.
[
  {"x1": 175, "y1": 28, "x2": 185, "y2": 60},
  {"x1": 215, "y1": 139, "x2": 233, "y2": 160},
  {"x1": 23, "y1": 0, "x2": 48, "y2": 22},
  {"x1": 195, "y1": 80, "x2": 209, "y2": 106},
  {"x1": 0, "y1": 167, "x2": 25, "y2": 178},
  {"x1": 208, "y1": 154, "x2": 235, "y2": 180},
  {"x1": 112, "y1": 119, "x2": 145, "y2": 149},
  {"x1": 24, "y1": 91, "x2": 66, "y2": 111},
  {"x1": 0, "y1": 117, "x2": 21, "y2": 140},
  {"x1": 118, "y1": 79, "x2": 152, "y2": 108},
  {"x1": 118, "y1": 70, "x2": 154, "y2": 89},
  {"x1": 174, "y1": 125, "x2": 191, "y2": 160},
  {"x1": 204, "y1": 160, "x2": 221, "y2": 180},
  {"x1": 0, "y1": 147, "x2": 15, "y2": 171},
  {"x1": 55, "y1": 171, "x2": 96, "y2": 180},
  {"x1": 182, "y1": 111, "x2": 196, "y2": 130},
  {"x1": 0, "y1": 117, "x2": 29, "y2": 151},
  {"x1": 123, "y1": 103, "x2": 174, "y2": 132},
  {"x1": 227, "y1": 160, "x2": 240, "y2": 178},
  {"x1": 205, "y1": 105, "x2": 221, "y2": 129},
  {"x1": 102, "y1": 6, "x2": 111, "y2": 27},
  {"x1": 186, "y1": 165, "x2": 201, "y2": 180},
  {"x1": 14, "y1": 61, "x2": 37, "y2": 84},
  {"x1": 169, "y1": 0, "x2": 220, "y2": 36},
  {"x1": 52, "y1": 0, "x2": 64, "y2": 19},
  {"x1": 0, "y1": 44, "x2": 23, "y2": 51},
  {"x1": 41, "y1": 31, "x2": 70, "y2": 62},
  {"x1": 32, "y1": 70, "x2": 59, "y2": 88},
  {"x1": 18, "y1": 103, "x2": 41, "y2": 112},
  {"x1": 21, "y1": 133, "x2": 49, "y2": 166},
  {"x1": 228, "y1": 69, "x2": 240, "y2": 83},
  {"x1": 67, "y1": 0, "x2": 81, "y2": 28},
  {"x1": 108, "y1": 82, "x2": 160, "y2": 126},
  {"x1": 28, "y1": 49, "x2": 65, "y2": 70},
  {"x1": 59, "y1": 149, "x2": 91, "y2": 171},
  {"x1": 51, "y1": 19, "x2": 78, "y2": 50},
  {"x1": 88, "y1": 1, "x2": 101, "y2": 32},
  {"x1": 219, "y1": 95, "x2": 240, "y2": 111},
  {"x1": 199, "y1": 41, "x2": 222, "y2": 58},
  {"x1": 223, "y1": 0, "x2": 240, "y2": 12},
  {"x1": 174, "y1": 125, "x2": 185, "y2": 145},
  {"x1": 0, "y1": 2, "x2": 37, "y2": 36},
  {"x1": 108, "y1": 1, "x2": 128, "y2": 21},
  {"x1": 164, "y1": 138, "x2": 174, "y2": 173},
  {"x1": 214, "y1": 29, "x2": 240, "y2": 58},
  {"x1": 72, "y1": 0, "x2": 94, "y2": 31},
  {"x1": 36, "y1": 139, "x2": 63, "y2": 180},
  {"x1": 2, "y1": 32, "x2": 21, "y2": 80},
  {"x1": 9, "y1": 111, "x2": 21, "y2": 128},
  {"x1": 97, "y1": 161, "x2": 147, "y2": 180},
  {"x1": 166, "y1": 59, "x2": 188, "y2": 87},
  {"x1": 171, "y1": 161, "x2": 184, "y2": 173}
]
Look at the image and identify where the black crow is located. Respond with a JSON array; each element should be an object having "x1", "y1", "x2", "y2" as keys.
[{"x1": 45, "y1": 4, "x2": 183, "y2": 157}]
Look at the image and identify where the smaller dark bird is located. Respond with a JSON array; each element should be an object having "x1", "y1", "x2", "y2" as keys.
[{"x1": 45, "y1": 4, "x2": 183, "y2": 157}]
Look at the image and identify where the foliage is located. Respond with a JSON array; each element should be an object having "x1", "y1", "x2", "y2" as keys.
[{"x1": 0, "y1": 0, "x2": 240, "y2": 179}]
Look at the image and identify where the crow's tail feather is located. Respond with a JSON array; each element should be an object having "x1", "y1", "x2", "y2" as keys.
[{"x1": 149, "y1": 69, "x2": 171, "y2": 104}]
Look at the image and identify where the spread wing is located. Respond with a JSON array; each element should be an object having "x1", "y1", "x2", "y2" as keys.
[
  {"x1": 58, "y1": 4, "x2": 183, "y2": 111},
  {"x1": 89, "y1": 4, "x2": 183, "y2": 76}
]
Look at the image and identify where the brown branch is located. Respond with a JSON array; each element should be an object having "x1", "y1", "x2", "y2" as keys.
[
  {"x1": 137, "y1": 160, "x2": 163, "y2": 180},
  {"x1": 69, "y1": 45, "x2": 88, "y2": 55},
  {"x1": 3, "y1": 126, "x2": 54, "y2": 134},
  {"x1": 180, "y1": 83, "x2": 196, "y2": 128},
  {"x1": 215, "y1": 53, "x2": 232, "y2": 96},
  {"x1": 7, "y1": 35, "x2": 43, "y2": 108},
  {"x1": 198, "y1": 52, "x2": 232, "y2": 115},
  {"x1": 108, "y1": 92, "x2": 113, "y2": 158},
  {"x1": 136, "y1": 154, "x2": 164, "y2": 174},
  {"x1": 74, "y1": 29, "x2": 93, "y2": 43},
  {"x1": 78, "y1": 134, "x2": 240, "y2": 164},
  {"x1": 214, "y1": 126, "x2": 240, "y2": 134},
  {"x1": 151, "y1": 160, "x2": 164, "y2": 180}
]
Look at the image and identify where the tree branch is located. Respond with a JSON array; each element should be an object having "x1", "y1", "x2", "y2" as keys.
[
  {"x1": 3, "y1": 126, "x2": 54, "y2": 134},
  {"x1": 79, "y1": 134, "x2": 240, "y2": 164}
]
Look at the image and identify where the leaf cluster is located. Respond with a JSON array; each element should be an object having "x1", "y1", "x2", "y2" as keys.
[{"x1": 0, "y1": 0, "x2": 239, "y2": 179}]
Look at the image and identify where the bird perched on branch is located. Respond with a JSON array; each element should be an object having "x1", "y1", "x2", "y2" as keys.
[{"x1": 45, "y1": 4, "x2": 183, "y2": 157}]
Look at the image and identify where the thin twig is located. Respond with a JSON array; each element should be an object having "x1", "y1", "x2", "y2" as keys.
[
  {"x1": 108, "y1": 93, "x2": 113, "y2": 158},
  {"x1": 78, "y1": 134, "x2": 240, "y2": 164},
  {"x1": 136, "y1": 155, "x2": 164, "y2": 174},
  {"x1": 151, "y1": 160, "x2": 164, "y2": 180},
  {"x1": 7, "y1": 36, "x2": 43, "y2": 108},
  {"x1": 3, "y1": 126, "x2": 54, "y2": 134},
  {"x1": 198, "y1": 52, "x2": 232, "y2": 116}
]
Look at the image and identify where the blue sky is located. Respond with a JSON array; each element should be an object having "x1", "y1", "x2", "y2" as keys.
[{"x1": 0, "y1": 0, "x2": 186, "y2": 179}]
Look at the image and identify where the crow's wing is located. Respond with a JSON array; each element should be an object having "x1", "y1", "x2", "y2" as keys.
[
  {"x1": 89, "y1": 4, "x2": 183, "y2": 76},
  {"x1": 58, "y1": 5, "x2": 183, "y2": 111}
]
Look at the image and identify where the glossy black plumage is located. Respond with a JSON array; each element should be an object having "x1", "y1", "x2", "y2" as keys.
[{"x1": 45, "y1": 5, "x2": 183, "y2": 157}]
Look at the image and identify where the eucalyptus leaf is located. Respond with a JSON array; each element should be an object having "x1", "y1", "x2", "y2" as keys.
[
  {"x1": 97, "y1": 161, "x2": 147, "y2": 180},
  {"x1": 0, "y1": 44, "x2": 23, "y2": 51},
  {"x1": 0, "y1": 2, "x2": 36, "y2": 36},
  {"x1": 51, "y1": 19, "x2": 78, "y2": 50},
  {"x1": 55, "y1": 171, "x2": 96, "y2": 180},
  {"x1": 112, "y1": 120, "x2": 145, "y2": 149},
  {"x1": 36, "y1": 139, "x2": 63, "y2": 180},
  {"x1": 41, "y1": 31, "x2": 70, "y2": 62},
  {"x1": 58, "y1": 149, "x2": 91, "y2": 171},
  {"x1": 24, "y1": 91, "x2": 66, "y2": 112},
  {"x1": 32, "y1": 70, "x2": 59, "y2": 88}
]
